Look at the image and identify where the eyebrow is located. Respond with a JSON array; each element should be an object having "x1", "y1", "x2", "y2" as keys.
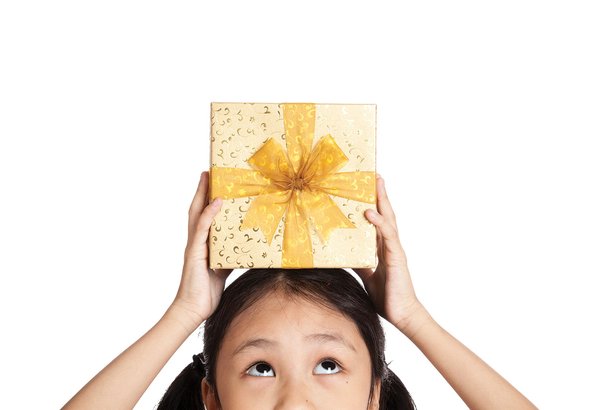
[{"x1": 232, "y1": 332, "x2": 357, "y2": 356}]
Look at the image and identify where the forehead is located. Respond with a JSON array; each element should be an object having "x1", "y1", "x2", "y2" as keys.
[{"x1": 221, "y1": 289, "x2": 365, "y2": 348}]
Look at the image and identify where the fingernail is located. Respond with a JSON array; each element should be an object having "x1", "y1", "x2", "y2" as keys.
[
  {"x1": 212, "y1": 197, "x2": 222, "y2": 207},
  {"x1": 376, "y1": 173, "x2": 382, "y2": 179}
]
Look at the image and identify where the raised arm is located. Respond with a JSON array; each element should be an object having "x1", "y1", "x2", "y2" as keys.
[
  {"x1": 355, "y1": 175, "x2": 537, "y2": 410},
  {"x1": 62, "y1": 172, "x2": 230, "y2": 410}
]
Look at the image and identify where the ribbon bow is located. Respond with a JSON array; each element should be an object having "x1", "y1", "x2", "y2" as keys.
[{"x1": 211, "y1": 103, "x2": 375, "y2": 268}]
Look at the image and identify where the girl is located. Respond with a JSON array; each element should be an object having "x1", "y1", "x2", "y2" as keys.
[{"x1": 63, "y1": 172, "x2": 537, "y2": 409}]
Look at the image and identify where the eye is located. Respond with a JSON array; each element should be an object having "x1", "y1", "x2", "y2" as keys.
[
  {"x1": 245, "y1": 359, "x2": 342, "y2": 376},
  {"x1": 246, "y1": 362, "x2": 275, "y2": 377},
  {"x1": 313, "y1": 359, "x2": 342, "y2": 375}
]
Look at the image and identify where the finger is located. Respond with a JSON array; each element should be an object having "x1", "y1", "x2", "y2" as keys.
[
  {"x1": 352, "y1": 268, "x2": 379, "y2": 299},
  {"x1": 370, "y1": 212, "x2": 385, "y2": 263},
  {"x1": 190, "y1": 197, "x2": 223, "y2": 251},
  {"x1": 353, "y1": 268, "x2": 374, "y2": 282},
  {"x1": 365, "y1": 208, "x2": 403, "y2": 252},
  {"x1": 376, "y1": 228, "x2": 385, "y2": 259},
  {"x1": 213, "y1": 268, "x2": 233, "y2": 279},
  {"x1": 189, "y1": 171, "x2": 209, "y2": 221},
  {"x1": 375, "y1": 176, "x2": 398, "y2": 229},
  {"x1": 189, "y1": 171, "x2": 209, "y2": 236}
]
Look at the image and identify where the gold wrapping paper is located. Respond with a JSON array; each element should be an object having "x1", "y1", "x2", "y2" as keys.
[{"x1": 208, "y1": 102, "x2": 377, "y2": 269}]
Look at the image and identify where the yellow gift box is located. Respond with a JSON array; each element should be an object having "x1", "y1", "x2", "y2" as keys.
[{"x1": 208, "y1": 102, "x2": 377, "y2": 269}]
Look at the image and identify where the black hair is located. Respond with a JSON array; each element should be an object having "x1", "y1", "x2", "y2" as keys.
[{"x1": 157, "y1": 268, "x2": 417, "y2": 409}]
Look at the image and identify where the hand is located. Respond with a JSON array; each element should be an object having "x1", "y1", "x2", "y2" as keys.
[
  {"x1": 354, "y1": 175, "x2": 427, "y2": 333},
  {"x1": 168, "y1": 171, "x2": 232, "y2": 331}
]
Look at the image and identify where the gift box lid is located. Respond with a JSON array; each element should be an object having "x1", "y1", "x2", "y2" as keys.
[{"x1": 208, "y1": 102, "x2": 377, "y2": 269}]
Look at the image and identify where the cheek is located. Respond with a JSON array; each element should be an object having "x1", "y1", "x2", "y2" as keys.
[
  {"x1": 313, "y1": 375, "x2": 373, "y2": 409},
  {"x1": 216, "y1": 379, "x2": 265, "y2": 410},
  {"x1": 216, "y1": 374, "x2": 373, "y2": 410},
  {"x1": 304, "y1": 375, "x2": 375, "y2": 410},
  {"x1": 215, "y1": 368, "x2": 278, "y2": 409},
  {"x1": 324, "y1": 374, "x2": 370, "y2": 410}
]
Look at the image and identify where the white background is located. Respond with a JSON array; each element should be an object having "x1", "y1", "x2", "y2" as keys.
[{"x1": 1, "y1": 1, "x2": 615, "y2": 408}]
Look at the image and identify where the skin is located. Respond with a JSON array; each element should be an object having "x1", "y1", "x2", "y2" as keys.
[
  {"x1": 63, "y1": 171, "x2": 538, "y2": 410},
  {"x1": 208, "y1": 290, "x2": 379, "y2": 409}
]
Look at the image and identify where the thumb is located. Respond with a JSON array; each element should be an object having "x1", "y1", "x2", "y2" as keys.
[{"x1": 187, "y1": 197, "x2": 223, "y2": 258}]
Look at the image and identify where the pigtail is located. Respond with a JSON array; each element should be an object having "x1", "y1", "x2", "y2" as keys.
[
  {"x1": 379, "y1": 366, "x2": 417, "y2": 409},
  {"x1": 156, "y1": 353, "x2": 205, "y2": 410}
]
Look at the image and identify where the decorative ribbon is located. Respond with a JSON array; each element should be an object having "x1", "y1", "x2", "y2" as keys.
[{"x1": 211, "y1": 103, "x2": 375, "y2": 268}]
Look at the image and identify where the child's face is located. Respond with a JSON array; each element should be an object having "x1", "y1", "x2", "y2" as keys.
[{"x1": 209, "y1": 289, "x2": 379, "y2": 409}]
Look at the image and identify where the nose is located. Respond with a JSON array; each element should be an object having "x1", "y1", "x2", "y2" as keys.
[{"x1": 273, "y1": 377, "x2": 316, "y2": 410}]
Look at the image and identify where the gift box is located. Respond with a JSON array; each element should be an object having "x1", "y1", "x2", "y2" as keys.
[{"x1": 208, "y1": 102, "x2": 377, "y2": 269}]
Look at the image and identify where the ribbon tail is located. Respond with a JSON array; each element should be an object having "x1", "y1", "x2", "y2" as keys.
[
  {"x1": 301, "y1": 189, "x2": 355, "y2": 244},
  {"x1": 281, "y1": 191, "x2": 314, "y2": 268},
  {"x1": 241, "y1": 190, "x2": 290, "y2": 244}
]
